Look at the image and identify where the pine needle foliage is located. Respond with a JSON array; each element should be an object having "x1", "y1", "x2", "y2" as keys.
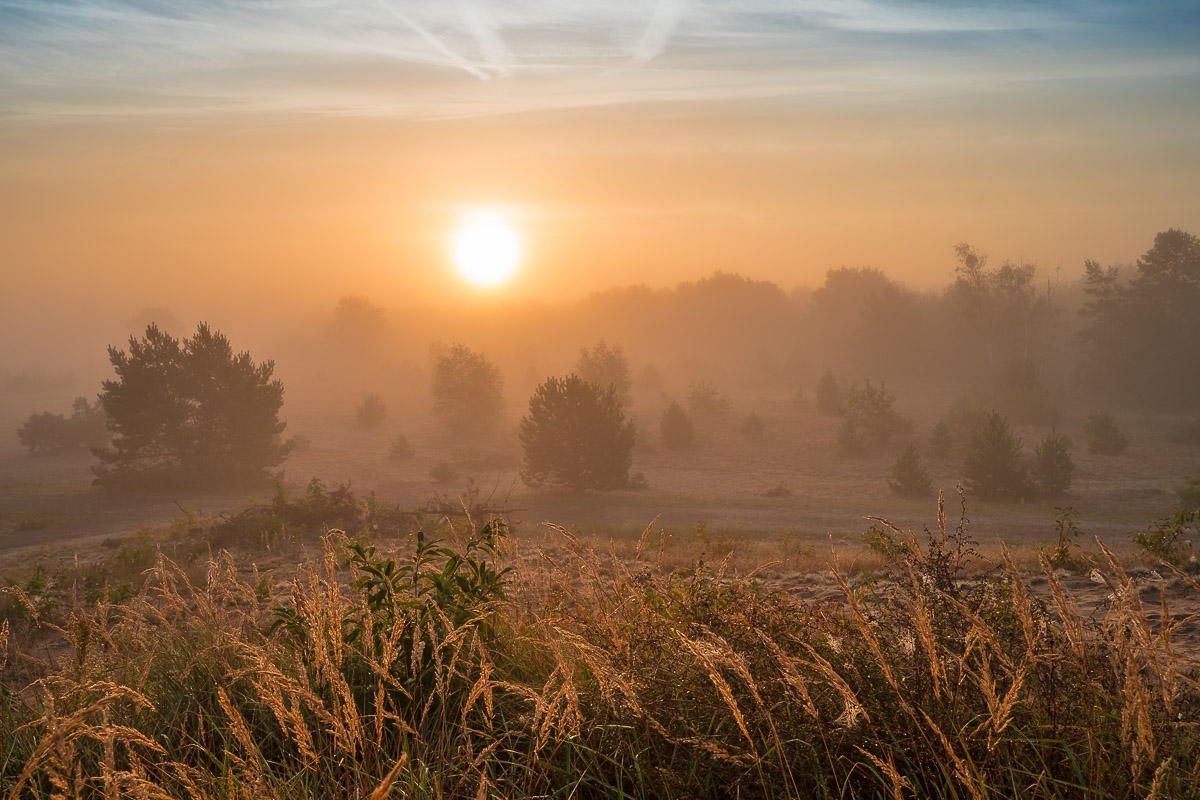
[{"x1": 519, "y1": 374, "x2": 635, "y2": 492}]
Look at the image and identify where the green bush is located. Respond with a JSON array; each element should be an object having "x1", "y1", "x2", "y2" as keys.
[
  {"x1": 929, "y1": 418, "x2": 952, "y2": 456},
  {"x1": 837, "y1": 380, "x2": 911, "y2": 454},
  {"x1": 888, "y1": 444, "x2": 934, "y2": 497},
  {"x1": 1083, "y1": 410, "x2": 1130, "y2": 455},
  {"x1": 660, "y1": 401, "x2": 695, "y2": 449},
  {"x1": 1031, "y1": 429, "x2": 1075, "y2": 496},
  {"x1": 354, "y1": 393, "x2": 388, "y2": 429},
  {"x1": 962, "y1": 411, "x2": 1030, "y2": 500},
  {"x1": 388, "y1": 433, "x2": 414, "y2": 461},
  {"x1": 16, "y1": 397, "x2": 109, "y2": 455},
  {"x1": 815, "y1": 369, "x2": 842, "y2": 415},
  {"x1": 739, "y1": 412, "x2": 765, "y2": 439},
  {"x1": 1127, "y1": 509, "x2": 1196, "y2": 566},
  {"x1": 687, "y1": 381, "x2": 731, "y2": 415}
]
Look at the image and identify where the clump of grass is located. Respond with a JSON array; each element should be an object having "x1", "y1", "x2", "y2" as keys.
[{"x1": 1, "y1": 495, "x2": 1198, "y2": 798}]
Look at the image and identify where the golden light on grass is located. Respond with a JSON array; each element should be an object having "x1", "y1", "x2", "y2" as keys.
[{"x1": 451, "y1": 208, "x2": 522, "y2": 288}]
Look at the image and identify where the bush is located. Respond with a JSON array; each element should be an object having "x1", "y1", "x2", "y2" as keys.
[
  {"x1": 815, "y1": 369, "x2": 842, "y2": 415},
  {"x1": 388, "y1": 434, "x2": 413, "y2": 461},
  {"x1": 1171, "y1": 419, "x2": 1200, "y2": 446},
  {"x1": 659, "y1": 401, "x2": 695, "y2": 450},
  {"x1": 519, "y1": 375, "x2": 636, "y2": 492},
  {"x1": 962, "y1": 410, "x2": 1029, "y2": 500},
  {"x1": 888, "y1": 444, "x2": 934, "y2": 497},
  {"x1": 1176, "y1": 474, "x2": 1200, "y2": 510},
  {"x1": 739, "y1": 413, "x2": 765, "y2": 439},
  {"x1": 1032, "y1": 429, "x2": 1075, "y2": 496},
  {"x1": 16, "y1": 397, "x2": 108, "y2": 454},
  {"x1": 929, "y1": 418, "x2": 952, "y2": 457},
  {"x1": 354, "y1": 393, "x2": 388, "y2": 429},
  {"x1": 429, "y1": 461, "x2": 459, "y2": 483},
  {"x1": 576, "y1": 339, "x2": 632, "y2": 404},
  {"x1": 687, "y1": 381, "x2": 731, "y2": 415},
  {"x1": 92, "y1": 324, "x2": 292, "y2": 489},
  {"x1": 837, "y1": 380, "x2": 912, "y2": 454},
  {"x1": 1083, "y1": 411, "x2": 1130, "y2": 455},
  {"x1": 993, "y1": 358, "x2": 1059, "y2": 424},
  {"x1": 1128, "y1": 509, "x2": 1196, "y2": 566},
  {"x1": 432, "y1": 344, "x2": 504, "y2": 437}
]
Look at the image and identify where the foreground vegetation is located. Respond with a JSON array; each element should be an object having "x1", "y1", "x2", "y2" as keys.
[{"x1": 1, "y1": 490, "x2": 1198, "y2": 798}]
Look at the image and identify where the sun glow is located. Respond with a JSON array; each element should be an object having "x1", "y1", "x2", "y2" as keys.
[{"x1": 452, "y1": 209, "x2": 522, "y2": 288}]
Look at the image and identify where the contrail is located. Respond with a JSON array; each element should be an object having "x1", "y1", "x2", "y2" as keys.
[
  {"x1": 376, "y1": 0, "x2": 492, "y2": 80},
  {"x1": 630, "y1": 0, "x2": 688, "y2": 64}
]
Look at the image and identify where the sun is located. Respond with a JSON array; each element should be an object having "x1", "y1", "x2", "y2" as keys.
[{"x1": 451, "y1": 209, "x2": 522, "y2": 287}]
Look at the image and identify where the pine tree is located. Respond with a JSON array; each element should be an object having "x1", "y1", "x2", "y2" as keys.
[
  {"x1": 1032, "y1": 429, "x2": 1075, "y2": 496},
  {"x1": 519, "y1": 375, "x2": 635, "y2": 491},
  {"x1": 660, "y1": 401, "x2": 695, "y2": 449},
  {"x1": 888, "y1": 444, "x2": 934, "y2": 497},
  {"x1": 93, "y1": 324, "x2": 292, "y2": 488},
  {"x1": 962, "y1": 411, "x2": 1029, "y2": 500}
]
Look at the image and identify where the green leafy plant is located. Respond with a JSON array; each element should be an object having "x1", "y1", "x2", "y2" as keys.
[{"x1": 1127, "y1": 509, "x2": 1196, "y2": 567}]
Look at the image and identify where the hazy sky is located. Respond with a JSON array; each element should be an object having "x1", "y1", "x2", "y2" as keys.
[{"x1": 2, "y1": 0, "x2": 1199, "y2": 313}]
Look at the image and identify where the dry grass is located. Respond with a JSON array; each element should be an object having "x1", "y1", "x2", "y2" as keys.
[{"x1": 1, "y1": 492, "x2": 1198, "y2": 799}]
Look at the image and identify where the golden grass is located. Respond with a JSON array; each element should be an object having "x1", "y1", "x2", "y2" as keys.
[{"x1": 1, "y1": 496, "x2": 1198, "y2": 798}]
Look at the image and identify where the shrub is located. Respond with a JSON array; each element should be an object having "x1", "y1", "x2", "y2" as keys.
[
  {"x1": 92, "y1": 323, "x2": 292, "y2": 489},
  {"x1": 993, "y1": 358, "x2": 1059, "y2": 424},
  {"x1": 429, "y1": 461, "x2": 459, "y2": 483},
  {"x1": 929, "y1": 418, "x2": 952, "y2": 457},
  {"x1": 739, "y1": 412, "x2": 765, "y2": 439},
  {"x1": 16, "y1": 397, "x2": 109, "y2": 454},
  {"x1": 815, "y1": 369, "x2": 842, "y2": 415},
  {"x1": 888, "y1": 444, "x2": 934, "y2": 497},
  {"x1": 576, "y1": 339, "x2": 632, "y2": 404},
  {"x1": 837, "y1": 380, "x2": 912, "y2": 454},
  {"x1": 1083, "y1": 410, "x2": 1130, "y2": 455},
  {"x1": 1176, "y1": 474, "x2": 1200, "y2": 510},
  {"x1": 1127, "y1": 509, "x2": 1196, "y2": 566},
  {"x1": 687, "y1": 381, "x2": 731, "y2": 415},
  {"x1": 354, "y1": 393, "x2": 388, "y2": 429},
  {"x1": 659, "y1": 401, "x2": 695, "y2": 450},
  {"x1": 432, "y1": 344, "x2": 504, "y2": 437},
  {"x1": 1032, "y1": 429, "x2": 1075, "y2": 496},
  {"x1": 388, "y1": 434, "x2": 414, "y2": 461},
  {"x1": 962, "y1": 410, "x2": 1029, "y2": 500},
  {"x1": 1171, "y1": 419, "x2": 1200, "y2": 446},
  {"x1": 519, "y1": 375, "x2": 635, "y2": 492}
]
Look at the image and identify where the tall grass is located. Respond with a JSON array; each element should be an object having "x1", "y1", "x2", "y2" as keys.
[{"x1": 1, "y1": 492, "x2": 1197, "y2": 798}]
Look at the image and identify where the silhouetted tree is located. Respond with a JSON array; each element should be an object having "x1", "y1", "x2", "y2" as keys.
[
  {"x1": 432, "y1": 344, "x2": 504, "y2": 437},
  {"x1": 355, "y1": 393, "x2": 388, "y2": 429},
  {"x1": 660, "y1": 401, "x2": 695, "y2": 450},
  {"x1": 1078, "y1": 229, "x2": 1200, "y2": 408},
  {"x1": 688, "y1": 381, "x2": 731, "y2": 415},
  {"x1": 815, "y1": 369, "x2": 843, "y2": 415},
  {"x1": 17, "y1": 397, "x2": 108, "y2": 454},
  {"x1": 93, "y1": 324, "x2": 292, "y2": 488},
  {"x1": 519, "y1": 375, "x2": 635, "y2": 492},
  {"x1": 576, "y1": 339, "x2": 632, "y2": 404},
  {"x1": 962, "y1": 411, "x2": 1029, "y2": 500}
]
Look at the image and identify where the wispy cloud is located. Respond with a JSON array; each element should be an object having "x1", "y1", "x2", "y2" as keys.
[{"x1": 0, "y1": 0, "x2": 1197, "y2": 123}]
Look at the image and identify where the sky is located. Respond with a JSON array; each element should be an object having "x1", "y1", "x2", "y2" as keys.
[{"x1": 2, "y1": 0, "x2": 1199, "y2": 318}]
